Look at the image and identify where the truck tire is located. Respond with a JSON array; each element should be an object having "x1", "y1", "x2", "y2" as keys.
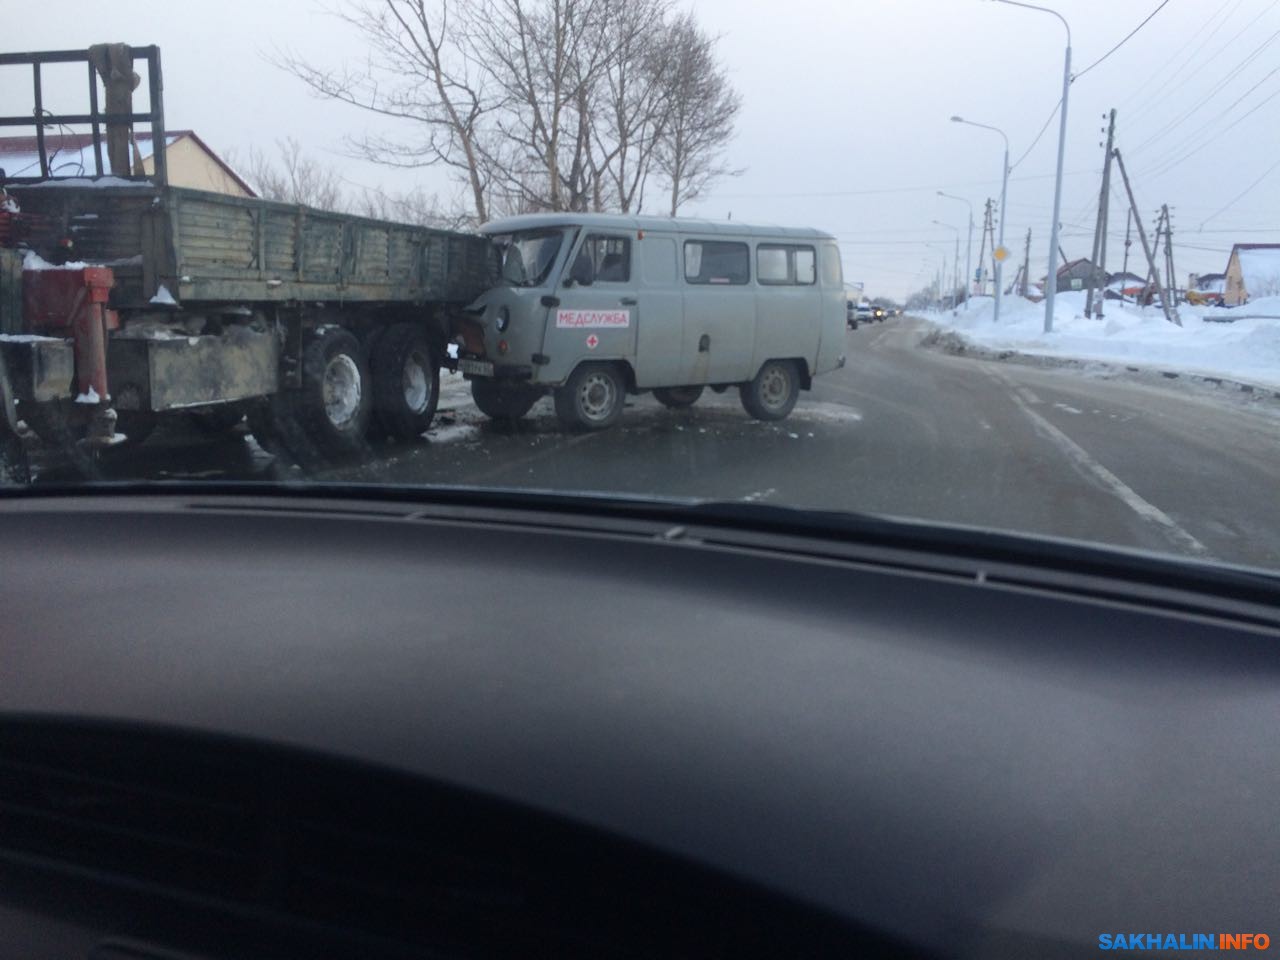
[
  {"x1": 653, "y1": 386, "x2": 704, "y2": 409},
  {"x1": 295, "y1": 328, "x2": 373, "y2": 461},
  {"x1": 371, "y1": 324, "x2": 438, "y2": 441},
  {"x1": 471, "y1": 379, "x2": 539, "y2": 421},
  {"x1": 740, "y1": 359, "x2": 800, "y2": 421},
  {"x1": 554, "y1": 363, "x2": 626, "y2": 430}
]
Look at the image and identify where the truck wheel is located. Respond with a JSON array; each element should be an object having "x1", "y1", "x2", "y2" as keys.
[
  {"x1": 471, "y1": 379, "x2": 539, "y2": 421},
  {"x1": 371, "y1": 324, "x2": 439, "y2": 441},
  {"x1": 295, "y1": 328, "x2": 372, "y2": 461},
  {"x1": 554, "y1": 363, "x2": 626, "y2": 430},
  {"x1": 653, "y1": 386, "x2": 704, "y2": 409},
  {"x1": 740, "y1": 359, "x2": 800, "y2": 421}
]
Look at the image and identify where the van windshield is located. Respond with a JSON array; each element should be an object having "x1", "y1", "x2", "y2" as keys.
[{"x1": 493, "y1": 230, "x2": 565, "y2": 288}]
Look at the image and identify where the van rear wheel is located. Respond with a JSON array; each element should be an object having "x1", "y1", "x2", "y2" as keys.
[
  {"x1": 740, "y1": 359, "x2": 800, "y2": 421},
  {"x1": 554, "y1": 363, "x2": 626, "y2": 430},
  {"x1": 653, "y1": 386, "x2": 704, "y2": 409}
]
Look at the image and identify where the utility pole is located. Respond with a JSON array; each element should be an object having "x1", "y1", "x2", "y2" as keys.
[
  {"x1": 1163, "y1": 204, "x2": 1178, "y2": 308},
  {"x1": 1021, "y1": 228, "x2": 1032, "y2": 297},
  {"x1": 1121, "y1": 207, "x2": 1132, "y2": 297},
  {"x1": 1113, "y1": 149, "x2": 1179, "y2": 325},
  {"x1": 1084, "y1": 110, "x2": 1117, "y2": 319},
  {"x1": 977, "y1": 200, "x2": 995, "y2": 296}
]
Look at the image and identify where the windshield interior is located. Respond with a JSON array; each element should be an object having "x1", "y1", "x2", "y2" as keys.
[{"x1": 494, "y1": 230, "x2": 565, "y2": 288}]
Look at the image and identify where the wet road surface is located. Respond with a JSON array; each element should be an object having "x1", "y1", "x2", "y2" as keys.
[{"x1": 28, "y1": 317, "x2": 1280, "y2": 571}]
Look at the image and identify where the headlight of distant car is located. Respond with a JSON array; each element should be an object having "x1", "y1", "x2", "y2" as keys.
[{"x1": 495, "y1": 306, "x2": 510, "y2": 332}]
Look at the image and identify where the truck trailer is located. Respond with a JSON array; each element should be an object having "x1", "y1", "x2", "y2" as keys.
[{"x1": 0, "y1": 44, "x2": 495, "y2": 477}]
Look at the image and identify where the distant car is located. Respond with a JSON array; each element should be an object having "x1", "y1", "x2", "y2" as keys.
[
  {"x1": 855, "y1": 303, "x2": 874, "y2": 324},
  {"x1": 846, "y1": 300, "x2": 859, "y2": 329},
  {"x1": 871, "y1": 306, "x2": 887, "y2": 322}
]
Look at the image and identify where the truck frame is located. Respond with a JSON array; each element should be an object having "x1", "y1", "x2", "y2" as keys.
[{"x1": 0, "y1": 44, "x2": 495, "y2": 476}]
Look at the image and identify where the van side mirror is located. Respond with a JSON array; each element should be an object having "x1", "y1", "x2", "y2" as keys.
[{"x1": 568, "y1": 253, "x2": 595, "y2": 287}]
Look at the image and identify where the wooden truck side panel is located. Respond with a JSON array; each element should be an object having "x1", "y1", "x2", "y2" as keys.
[{"x1": 10, "y1": 184, "x2": 495, "y2": 308}]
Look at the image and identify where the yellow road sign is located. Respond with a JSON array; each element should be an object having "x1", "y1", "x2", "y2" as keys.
[{"x1": 993, "y1": 246, "x2": 1010, "y2": 262}]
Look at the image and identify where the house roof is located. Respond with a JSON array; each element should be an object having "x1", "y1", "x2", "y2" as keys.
[
  {"x1": 0, "y1": 129, "x2": 255, "y2": 196},
  {"x1": 1056, "y1": 257, "x2": 1095, "y2": 276},
  {"x1": 1231, "y1": 243, "x2": 1280, "y2": 298}
]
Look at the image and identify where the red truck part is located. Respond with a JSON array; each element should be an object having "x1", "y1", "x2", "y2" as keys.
[{"x1": 22, "y1": 265, "x2": 118, "y2": 403}]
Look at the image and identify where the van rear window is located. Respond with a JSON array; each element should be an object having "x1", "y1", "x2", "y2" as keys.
[{"x1": 684, "y1": 241, "x2": 749, "y2": 285}]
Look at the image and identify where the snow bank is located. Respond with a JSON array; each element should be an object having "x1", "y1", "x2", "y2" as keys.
[{"x1": 922, "y1": 292, "x2": 1280, "y2": 389}]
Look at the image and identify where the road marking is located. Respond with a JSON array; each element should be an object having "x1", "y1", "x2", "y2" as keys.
[{"x1": 992, "y1": 372, "x2": 1211, "y2": 558}]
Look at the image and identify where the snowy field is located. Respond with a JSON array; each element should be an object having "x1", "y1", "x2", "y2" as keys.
[{"x1": 919, "y1": 292, "x2": 1280, "y2": 390}]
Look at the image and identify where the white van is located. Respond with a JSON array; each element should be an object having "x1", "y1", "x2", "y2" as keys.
[{"x1": 454, "y1": 213, "x2": 847, "y2": 429}]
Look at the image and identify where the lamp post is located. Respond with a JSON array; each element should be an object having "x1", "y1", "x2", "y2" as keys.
[
  {"x1": 932, "y1": 221, "x2": 961, "y2": 310},
  {"x1": 937, "y1": 191, "x2": 973, "y2": 310},
  {"x1": 950, "y1": 117, "x2": 1010, "y2": 323},
  {"x1": 989, "y1": 0, "x2": 1071, "y2": 333}
]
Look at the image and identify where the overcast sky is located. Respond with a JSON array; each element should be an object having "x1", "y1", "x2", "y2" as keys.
[{"x1": 5, "y1": 0, "x2": 1277, "y2": 299}]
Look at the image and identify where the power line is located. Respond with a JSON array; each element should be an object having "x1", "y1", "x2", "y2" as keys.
[
  {"x1": 708, "y1": 169, "x2": 1090, "y2": 200},
  {"x1": 1074, "y1": 0, "x2": 1173, "y2": 81},
  {"x1": 1140, "y1": 78, "x2": 1280, "y2": 178},
  {"x1": 1119, "y1": 0, "x2": 1243, "y2": 111},
  {"x1": 1125, "y1": 0, "x2": 1278, "y2": 127},
  {"x1": 1011, "y1": 99, "x2": 1062, "y2": 170},
  {"x1": 1196, "y1": 155, "x2": 1280, "y2": 227},
  {"x1": 1128, "y1": 21, "x2": 1280, "y2": 157}
]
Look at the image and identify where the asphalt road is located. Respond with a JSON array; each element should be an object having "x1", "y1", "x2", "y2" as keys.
[{"x1": 35, "y1": 317, "x2": 1280, "y2": 571}]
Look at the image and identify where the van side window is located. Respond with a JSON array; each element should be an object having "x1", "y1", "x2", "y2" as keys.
[
  {"x1": 757, "y1": 246, "x2": 789, "y2": 284},
  {"x1": 795, "y1": 248, "x2": 816, "y2": 284},
  {"x1": 684, "y1": 241, "x2": 749, "y2": 285},
  {"x1": 756, "y1": 244, "x2": 817, "y2": 285},
  {"x1": 821, "y1": 243, "x2": 843, "y2": 287},
  {"x1": 582, "y1": 235, "x2": 631, "y2": 282}
]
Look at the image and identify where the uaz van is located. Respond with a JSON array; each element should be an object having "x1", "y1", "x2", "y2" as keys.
[{"x1": 454, "y1": 214, "x2": 847, "y2": 429}]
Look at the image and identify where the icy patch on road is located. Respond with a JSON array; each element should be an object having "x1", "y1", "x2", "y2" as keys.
[
  {"x1": 795, "y1": 401, "x2": 864, "y2": 424},
  {"x1": 426, "y1": 420, "x2": 482, "y2": 445}
]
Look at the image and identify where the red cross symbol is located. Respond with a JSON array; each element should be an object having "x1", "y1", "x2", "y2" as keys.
[{"x1": 585, "y1": 334, "x2": 599, "y2": 349}]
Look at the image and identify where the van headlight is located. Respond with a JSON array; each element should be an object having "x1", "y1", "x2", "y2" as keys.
[{"x1": 495, "y1": 306, "x2": 510, "y2": 332}]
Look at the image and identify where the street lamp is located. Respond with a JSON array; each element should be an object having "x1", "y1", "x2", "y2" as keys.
[
  {"x1": 987, "y1": 0, "x2": 1071, "y2": 333},
  {"x1": 937, "y1": 190, "x2": 973, "y2": 310},
  {"x1": 932, "y1": 221, "x2": 961, "y2": 310},
  {"x1": 950, "y1": 117, "x2": 1010, "y2": 324}
]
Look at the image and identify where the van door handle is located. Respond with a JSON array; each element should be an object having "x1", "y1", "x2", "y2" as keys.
[{"x1": 620, "y1": 297, "x2": 638, "y2": 305}]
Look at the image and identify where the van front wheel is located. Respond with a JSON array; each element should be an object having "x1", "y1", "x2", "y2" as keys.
[
  {"x1": 740, "y1": 360, "x2": 800, "y2": 421},
  {"x1": 653, "y1": 386, "x2": 704, "y2": 409},
  {"x1": 555, "y1": 363, "x2": 626, "y2": 430},
  {"x1": 472, "y1": 379, "x2": 539, "y2": 421}
]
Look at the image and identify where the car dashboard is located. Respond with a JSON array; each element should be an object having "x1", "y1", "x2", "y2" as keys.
[{"x1": 1, "y1": 486, "x2": 1277, "y2": 959}]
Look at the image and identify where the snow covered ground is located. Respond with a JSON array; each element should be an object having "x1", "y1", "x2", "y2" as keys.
[{"x1": 920, "y1": 292, "x2": 1280, "y2": 390}]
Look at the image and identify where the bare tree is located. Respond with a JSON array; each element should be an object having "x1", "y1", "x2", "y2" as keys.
[
  {"x1": 652, "y1": 14, "x2": 742, "y2": 216},
  {"x1": 473, "y1": 0, "x2": 616, "y2": 213},
  {"x1": 243, "y1": 137, "x2": 347, "y2": 210},
  {"x1": 274, "y1": 1, "x2": 493, "y2": 222},
  {"x1": 272, "y1": 0, "x2": 742, "y2": 220},
  {"x1": 586, "y1": 0, "x2": 674, "y2": 212}
]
